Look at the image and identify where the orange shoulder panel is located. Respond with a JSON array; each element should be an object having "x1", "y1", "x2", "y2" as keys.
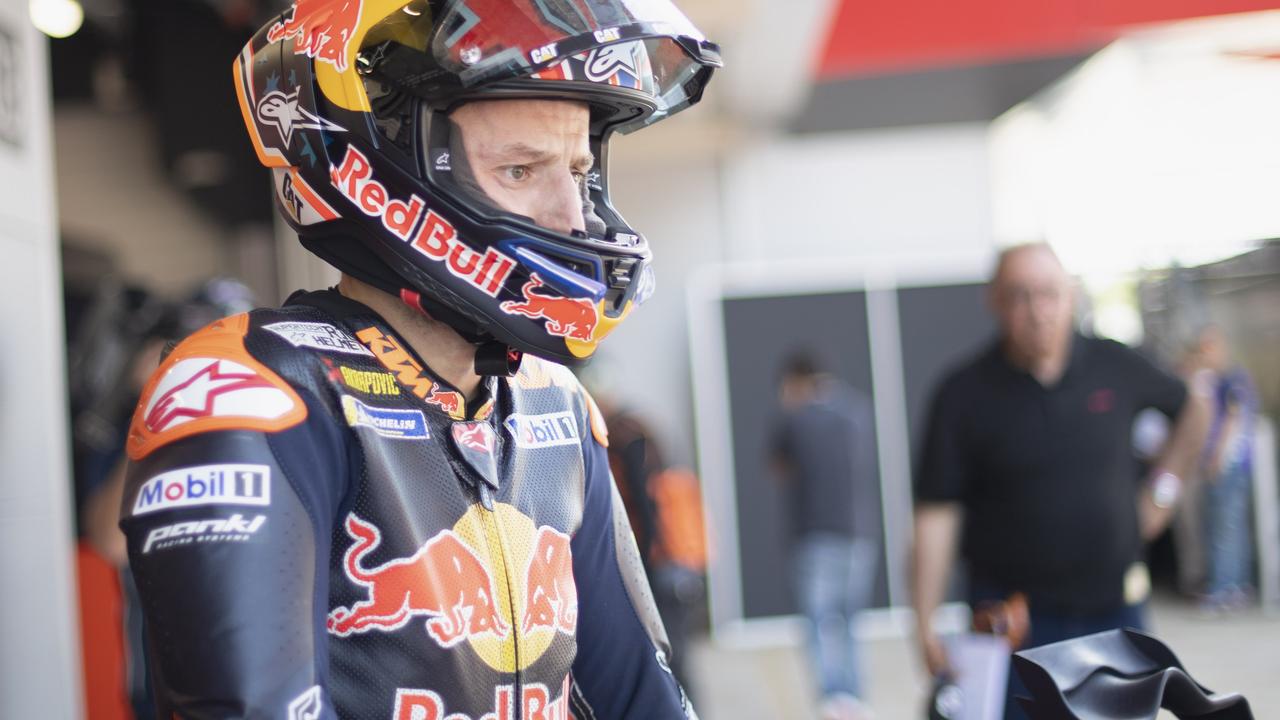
[
  {"x1": 582, "y1": 388, "x2": 609, "y2": 449},
  {"x1": 126, "y1": 313, "x2": 307, "y2": 460}
]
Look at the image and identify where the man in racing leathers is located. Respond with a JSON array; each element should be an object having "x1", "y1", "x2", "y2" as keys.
[{"x1": 117, "y1": 2, "x2": 720, "y2": 718}]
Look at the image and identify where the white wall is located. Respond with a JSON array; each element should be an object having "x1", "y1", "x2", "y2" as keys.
[
  {"x1": 722, "y1": 124, "x2": 995, "y2": 269},
  {"x1": 603, "y1": 122, "x2": 997, "y2": 468},
  {"x1": 0, "y1": 5, "x2": 83, "y2": 717}
]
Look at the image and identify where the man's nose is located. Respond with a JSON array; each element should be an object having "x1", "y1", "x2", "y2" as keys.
[{"x1": 535, "y1": 170, "x2": 586, "y2": 235}]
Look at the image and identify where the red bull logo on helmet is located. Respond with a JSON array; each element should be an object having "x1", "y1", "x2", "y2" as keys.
[
  {"x1": 331, "y1": 146, "x2": 516, "y2": 297},
  {"x1": 500, "y1": 275, "x2": 598, "y2": 342},
  {"x1": 329, "y1": 504, "x2": 577, "y2": 673},
  {"x1": 267, "y1": 0, "x2": 364, "y2": 72}
]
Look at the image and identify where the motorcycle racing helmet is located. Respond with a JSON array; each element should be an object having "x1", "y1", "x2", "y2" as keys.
[{"x1": 234, "y1": 0, "x2": 721, "y2": 369}]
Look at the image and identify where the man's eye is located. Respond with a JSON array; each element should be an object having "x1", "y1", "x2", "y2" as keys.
[
  {"x1": 505, "y1": 166, "x2": 530, "y2": 181},
  {"x1": 571, "y1": 170, "x2": 586, "y2": 186}
]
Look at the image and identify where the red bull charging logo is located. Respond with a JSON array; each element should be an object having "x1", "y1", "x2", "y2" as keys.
[
  {"x1": 328, "y1": 515, "x2": 508, "y2": 646},
  {"x1": 329, "y1": 504, "x2": 577, "y2": 672},
  {"x1": 500, "y1": 275, "x2": 598, "y2": 342},
  {"x1": 267, "y1": 0, "x2": 364, "y2": 72}
]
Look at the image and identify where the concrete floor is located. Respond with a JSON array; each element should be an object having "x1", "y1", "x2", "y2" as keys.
[{"x1": 687, "y1": 597, "x2": 1280, "y2": 719}]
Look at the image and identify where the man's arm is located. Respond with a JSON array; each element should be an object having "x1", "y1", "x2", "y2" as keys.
[
  {"x1": 1136, "y1": 368, "x2": 1212, "y2": 540},
  {"x1": 911, "y1": 375, "x2": 970, "y2": 676},
  {"x1": 118, "y1": 315, "x2": 348, "y2": 719},
  {"x1": 570, "y1": 414, "x2": 693, "y2": 719},
  {"x1": 912, "y1": 502, "x2": 962, "y2": 676},
  {"x1": 120, "y1": 406, "x2": 348, "y2": 719}
]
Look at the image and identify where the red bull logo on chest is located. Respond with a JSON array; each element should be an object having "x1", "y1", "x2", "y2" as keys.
[
  {"x1": 329, "y1": 504, "x2": 578, "y2": 673},
  {"x1": 328, "y1": 515, "x2": 508, "y2": 646}
]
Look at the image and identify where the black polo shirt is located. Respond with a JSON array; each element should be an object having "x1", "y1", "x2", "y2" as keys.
[{"x1": 915, "y1": 334, "x2": 1187, "y2": 614}]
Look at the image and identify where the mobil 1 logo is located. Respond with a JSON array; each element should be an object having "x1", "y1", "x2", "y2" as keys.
[
  {"x1": 503, "y1": 411, "x2": 579, "y2": 449},
  {"x1": 132, "y1": 464, "x2": 270, "y2": 516}
]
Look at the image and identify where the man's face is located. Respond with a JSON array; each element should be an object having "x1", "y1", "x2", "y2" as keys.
[
  {"x1": 450, "y1": 99, "x2": 593, "y2": 235},
  {"x1": 1198, "y1": 327, "x2": 1229, "y2": 371},
  {"x1": 989, "y1": 246, "x2": 1075, "y2": 361}
]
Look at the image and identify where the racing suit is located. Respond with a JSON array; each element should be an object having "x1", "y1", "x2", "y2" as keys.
[{"x1": 119, "y1": 289, "x2": 692, "y2": 719}]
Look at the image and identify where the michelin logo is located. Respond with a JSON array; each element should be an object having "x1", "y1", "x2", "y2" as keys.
[
  {"x1": 133, "y1": 464, "x2": 270, "y2": 516},
  {"x1": 342, "y1": 395, "x2": 429, "y2": 440},
  {"x1": 264, "y1": 321, "x2": 373, "y2": 356},
  {"x1": 503, "y1": 411, "x2": 579, "y2": 449}
]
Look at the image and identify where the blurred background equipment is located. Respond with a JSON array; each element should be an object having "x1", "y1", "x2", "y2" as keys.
[{"x1": 1013, "y1": 628, "x2": 1255, "y2": 719}]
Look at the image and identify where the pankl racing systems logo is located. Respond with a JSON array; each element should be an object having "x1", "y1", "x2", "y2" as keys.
[
  {"x1": 327, "y1": 506, "x2": 576, "y2": 673},
  {"x1": 331, "y1": 145, "x2": 516, "y2": 298},
  {"x1": 267, "y1": 0, "x2": 364, "y2": 72}
]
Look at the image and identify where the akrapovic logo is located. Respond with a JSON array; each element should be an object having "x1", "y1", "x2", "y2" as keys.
[
  {"x1": 503, "y1": 411, "x2": 579, "y2": 449},
  {"x1": 132, "y1": 464, "x2": 270, "y2": 516}
]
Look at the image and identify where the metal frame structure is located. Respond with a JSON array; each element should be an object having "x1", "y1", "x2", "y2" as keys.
[{"x1": 686, "y1": 256, "x2": 989, "y2": 645}]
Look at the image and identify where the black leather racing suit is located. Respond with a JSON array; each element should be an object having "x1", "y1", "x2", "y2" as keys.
[{"x1": 119, "y1": 289, "x2": 691, "y2": 719}]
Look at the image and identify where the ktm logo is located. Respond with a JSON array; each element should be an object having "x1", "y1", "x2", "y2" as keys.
[{"x1": 355, "y1": 327, "x2": 464, "y2": 417}]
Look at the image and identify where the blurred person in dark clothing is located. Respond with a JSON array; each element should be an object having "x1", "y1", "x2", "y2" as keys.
[
  {"x1": 1191, "y1": 325, "x2": 1259, "y2": 612},
  {"x1": 772, "y1": 351, "x2": 879, "y2": 720},
  {"x1": 911, "y1": 243, "x2": 1210, "y2": 720}
]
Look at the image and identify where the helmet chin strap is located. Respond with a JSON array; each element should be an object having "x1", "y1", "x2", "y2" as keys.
[{"x1": 475, "y1": 342, "x2": 523, "y2": 377}]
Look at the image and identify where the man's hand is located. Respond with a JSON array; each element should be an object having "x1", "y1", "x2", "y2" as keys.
[
  {"x1": 912, "y1": 503, "x2": 961, "y2": 677},
  {"x1": 1138, "y1": 381, "x2": 1211, "y2": 540},
  {"x1": 920, "y1": 630, "x2": 951, "y2": 678}
]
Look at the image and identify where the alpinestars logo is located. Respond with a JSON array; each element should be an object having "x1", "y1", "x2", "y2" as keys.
[
  {"x1": 584, "y1": 42, "x2": 641, "y2": 85},
  {"x1": 143, "y1": 359, "x2": 294, "y2": 434},
  {"x1": 255, "y1": 89, "x2": 342, "y2": 147}
]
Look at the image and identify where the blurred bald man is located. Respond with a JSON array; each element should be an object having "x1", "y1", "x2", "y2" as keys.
[{"x1": 910, "y1": 243, "x2": 1209, "y2": 720}]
